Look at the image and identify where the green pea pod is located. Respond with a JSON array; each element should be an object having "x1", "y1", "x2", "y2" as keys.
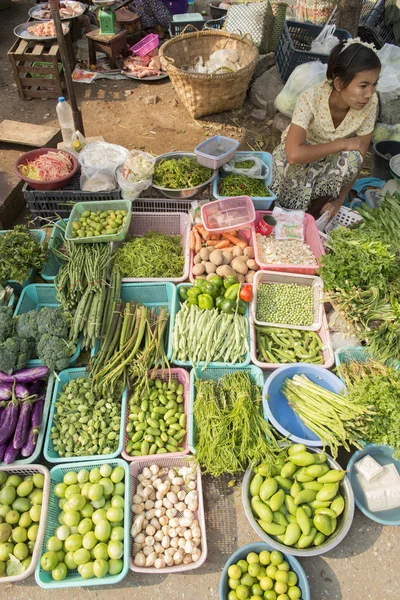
[
  {"x1": 251, "y1": 496, "x2": 273, "y2": 523},
  {"x1": 288, "y1": 444, "x2": 307, "y2": 455},
  {"x1": 331, "y1": 495, "x2": 345, "y2": 517},
  {"x1": 316, "y1": 483, "x2": 339, "y2": 502},
  {"x1": 314, "y1": 532, "x2": 326, "y2": 547},
  {"x1": 260, "y1": 478, "x2": 278, "y2": 502},
  {"x1": 167, "y1": 437, "x2": 178, "y2": 447},
  {"x1": 294, "y1": 468, "x2": 314, "y2": 483},
  {"x1": 144, "y1": 434, "x2": 155, "y2": 443},
  {"x1": 317, "y1": 470, "x2": 346, "y2": 484},
  {"x1": 154, "y1": 406, "x2": 168, "y2": 415},
  {"x1": 270, "y1": 489, "x2": 285, "y2": 512},
  {"x1": 138, "y1": 412, "x2": 145, "y2": 423},
  {"x1": 315, "y1": 507, "x2": 337, "y2": 518},
  {"x1": 147, "y1": 418, "x2": 159, "y2": 429},
  {"x1": 304, "y1": 464, "x2": 330, "y2": 479},
  {"x1": 258, "y1": 520, "x2": 286, "y2": 536},
  {"x1": 281, "y1": 462, "x2": 297, "y2": 478},
  {"x1": 164, "y1": 409, "x2": 176, "y2": 420},
  {"x1": 157, "y1": 448, "x2": 168, "y2": 454},
  {"x1": 297, "y1": 527, "x2": 317, "y2": 549},
  {"x1": 273, "y1": 511, "x2": 288, "y2": 528},
  {"x1": 160, "y1": 432, "x2": 168, "y2": 443},
  {"x1": 290, "y1": 481, "x2": 302, "y2": 498},
  {"x1": 284, "y1": 494, "x2": 297, "y2": 516},
  {"x1": 274, "y1": 476, "x2": 292, "y2": 489},
  {"x1": 313, "y1": 514, "x2": 332, "y2": 536},
  {"x1": 290, "y1": 452, "x2": 316, "y2": 467},
  {"x1": 135, "y1": 423, "x2": 146, "y2": 432},
  {"x1": 126, "y1": 442, "x2": 133, "y2": 454},
  {"x1": 166, "y1": 417, "x2": 178, "y2": 425},
  {"x1": 302, "y1": 481, "x2": 324, "y2": 492},
  {"x1": 283, "y1": 523, "x2": 302, "y2": 546},
  {"x1": 294, "y1": 489, "x2": 317, "y2": 506},
  {"x1": 174, "y1": 429, "x2": 186, "y2": 441},
  {"x1": 296, "y1": 507, "x2": 311, "y2": 536},
  {"x1": 250, "y1": 473, "x2": 264, "y2": 497}
]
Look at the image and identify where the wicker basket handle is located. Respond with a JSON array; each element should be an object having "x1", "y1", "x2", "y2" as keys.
[{"x1": 179, "y1": 24, "x2": 202, "y2": 36}]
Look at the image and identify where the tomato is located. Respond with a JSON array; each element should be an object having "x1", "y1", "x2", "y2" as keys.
[
  {"x1": 239, "y1": 285, "x2": 253, "y2": 303},
  {"x1": 40, "y1": 551, "x2": 59, "y2": 571}
]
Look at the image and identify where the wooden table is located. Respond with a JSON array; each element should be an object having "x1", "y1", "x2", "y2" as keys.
[{"x1": 86, "y1": 28, "x2": 128, "y2": 69}]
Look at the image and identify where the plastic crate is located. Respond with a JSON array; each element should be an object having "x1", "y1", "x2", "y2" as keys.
[
  {"x1": 129, "y1": 456, "x2": 207, "y2": 573},
  {"x1": 188, "y1": 364, "x2": 264, "y2": 453},
  {"x1": 250, "y1": 313, "x2": 333, "y2": 370},
  {"x1": 334, "y1": 346, "x2": 400, "y2": 373},
  {"x1": 252, "y1": 270, "x2": 324, "y2": 331},
  {"x1": 253, "y1": 211, "x2": 325, "y2": 275},
  {"x1": 43, "y1": 367, "x2": 127, "y2": 463},
  {"x1": 213, "y1": 151, "x2": 276, "y2": 209},
  {"x1": 204, "y1": 15, "x2": 226, "y2": 29},
  {"x1": 189, "y1": 225, "x2": 254, "y2": 282},
  {"x1": 65, "y1": 199, "x2": 132, "y2": 243},
  {"x1": 131, "y1": 33, "x2": 159, "y2": 56},
  {"x1": 169, "y1": 15, "x2": 205, "y2": 36},
  {"x1": 24, "y1": 170, "x2": 121, "y2": 226},
  {"x1": 35, "y1": 458, "x2": 130, "y2": 589},
  {"x1": 170, "y1": 283, "x2": 251, "y2": 367},
  {"x1": 276, "y1": 20, "x2": 351, "y2": 82},
  {"x1": 316, "y1": 206, "x2": 364, "y2": 235},
  {"x1": 195, "y1": 136, "x2": 239, "y2": 170},
  {"x1": 14, "y1": 284, "x2": 81, "y2": 367},
  {"x1": 112, "y1": 212, "x2": 191, "y2": 283},
  {"x1": 358, "y1": 0, "x2": 395, "y2": 48},
  {"x1": 0, "y1": 369, "x2": 54, "y2": 467},
  {"x1": 0, "y1": 464, "x2": 50, "y2": 584},
  {"x1": 132, "y1": 198, "x2": 193, "y2": 213},
  {"x1": 40, "y1": 219, "x2": 67, "y2": 282},
  {"x1": 122, "y1": 368, "x2": 190, "y2": 462},
  {"x1": 0, "y1": 229, "x2": 46, "y2": 295},
  {"x1": 202, "y1": 196, "x2": 255, "y2": 233}
]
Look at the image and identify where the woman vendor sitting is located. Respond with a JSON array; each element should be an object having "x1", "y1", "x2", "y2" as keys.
[
  {"x1": 271, "y1": 39, "x2": 381, "y2": 219},
  {"x1": 131, "y1": 0, "x2": 188, "y2": 34}
]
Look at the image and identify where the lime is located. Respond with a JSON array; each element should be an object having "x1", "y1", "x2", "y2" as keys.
[
  {"x1": 52, "y1": 562, "x2": 67, "y2": 581},
  {"x1": 63, "y1": 472, "x2": 78, "y2": 486},
  {"x1": 78, "y1": 561, "x2": 94, "y2": 579},
  {"x1": 32, "y1": 474, "x2": 44, "y2": 489},
  {"x1": 40, "y1": 551, "x2": 59, "y2": 571},
  {"x1": 93, "y1": 558, "x2": 108, "y2": 578},
  {"x1": 237, "y1": 559, "x2": 249, "y2": 574},
  {"x1": 287, "y1": 571, "x2": 298, "y2": 587},
  {"x1": 107, "y1": 540, "x2": 123, "y2": 560},
  {"x1": 73, "y1": 548, "x2": 91, "y2": 566},
  {"x1": 108, "y1": 558, "x2": 123, "y2": 575},
  {"x1": 12, "y1": 527, "x2": 27, "y2": 543},
  {"x1": 54, "y1": 483, "x2": 67, "y2": 499},
  {"x1": 249, "y1": 563, "x2": 261, "y2": 578},
  {"x1": 260, "y1": 576, "x2": 274, "y2": 591},
  {"x1": 229, "y1": 578, "x2": 240, "y2": 590},
  {"x1": 64, "y1": 534, "x2": 83, "y2": 553},
  {"x1": 246, "y1": 552, "x2": 259, "y2": 565},
  {"x1": 27, "y1": 524, "x2": 39, "y2": 541},
  {"x1": 13, "y1": 542, "x2": 29, "y2": 561},
  {"x1": 47, "y1": 536, "x2": 63, "y2": 552},
  {"x1": 89, "y1": 468, "x2": 101, "y2": 484},
  {"x1": 288, "y1": 587, "x2": 301, "y2": 599},
  {"x1": 65, "y1": 551, "x2": 78, "y2": 570},
  {"x1": 259, "y1": 551, "x2": 271, "y2": 566},
  {"x1": 270, "y1": 551, "x2": 283, "y2": 566},
  {"x1": 236, "y1": 584, "x2": 250, "y2": 600}
]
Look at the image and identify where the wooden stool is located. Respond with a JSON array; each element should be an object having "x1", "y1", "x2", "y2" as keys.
[{"x1": 86, "y1": 28, "x2": 128, "y2": 69}]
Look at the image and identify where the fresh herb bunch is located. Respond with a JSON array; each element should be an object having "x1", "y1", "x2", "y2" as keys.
[
  {"x1": 357, "y1": 192, "x2": 400, "y2": 248},
  {"x1": 218, "y1": 174, "x2": 271, "y2": 197},
  {"x1": 153, "y1": 157, "x2": 212, "y2": 189},
  {"x1": 0, "y1": 225, "x2": 48, "y2": 284}
]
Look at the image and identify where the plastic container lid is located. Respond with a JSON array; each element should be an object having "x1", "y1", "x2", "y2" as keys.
[
  {"x1": 195, "y1": 135, "x2": 239, "y2": 163},
  {"x1": 173, "y1": 12, "x2": 204, "y2": 21},
  {"x1": 201, "y1": 196, "x2": 256, "y2": 233}
]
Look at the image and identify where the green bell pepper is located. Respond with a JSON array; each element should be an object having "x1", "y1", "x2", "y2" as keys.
[
  {"x1": 187, "y1": 287, "x2": 201, "y2": 305},
  {"x1": 223, "y1": 275, "x2": 238, "y2": 290},
  {"x1": 194, "y1": 278, "x2": 206, "y2": 289},
  {"x1": 208, "y1": 275, "x2": 223, "y2": 290},
  {"x1": 179, "y1": 287, "x2": 189, "y2": 302},
  {"x1": 198, "y1": 293, "x2": 214, "y2": 310},
  {"x1": 224, "y1": 283, "x2": 240, "y2": 301},
  {"x1": 237, "y1": 299, "x2": 247, "y2": 315},
  {"x1": 215, "y1": 295, "x2": 225, "y2": 310},
  {"x1": 220, "y1": 299, "x2": 236, "y2": 314},
  {"x1": 200, "y1": 281, "x2": 219, "y2": 297}
]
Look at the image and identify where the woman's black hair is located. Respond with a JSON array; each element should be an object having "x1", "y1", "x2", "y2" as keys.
[{"x1": 326, "y1": 41, "x2": 381, "y2": 87}]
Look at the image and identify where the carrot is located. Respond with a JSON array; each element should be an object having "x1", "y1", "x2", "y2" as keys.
[
  {"x1": 209, "y1": 233, "x2": 221, "y2": 240},
  {"x1": 190, "y1": 230, "x2": 196, "y2": 251},
  {"x1": 215, "y1": 240, "x2": 231, "y2": 249},
  {"x1": 194, "y1": 228, "x2": 203, "y2": 253},
  {"x1": 206, "y1": 240, "x2": 220, "y2": 247},
  {"x1": 221, "y1": 233, "x2": 247, "y2": 249}
]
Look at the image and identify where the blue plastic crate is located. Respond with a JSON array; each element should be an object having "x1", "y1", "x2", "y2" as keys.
[
  {"x1": 40, "y1": 219, "x2": 67, "y2": 282},
  {"x1": 0, "y1": 229, "x2": 47, "y2": 295},
  {"x1": 170, "y1": 283, "x2": 251, "y2": 369},
  {"x1": 14, "y1": 283, "x2": 80, "y2": 367},
  {"x1": 35, "y1": 458, "x2": 130, "y2": 589},
  {"x1": 43, "y1": 367, "x2": 127, "y2": 463},
  {"x1": 188, "y1": 364, "x2": 263, "y2": 453},
  {"x1": 213, "y1": 151, "x2": 276, "y2": 210},
  {"x1": 335, "y1": 347, "x2": 400, "y2": 377}
]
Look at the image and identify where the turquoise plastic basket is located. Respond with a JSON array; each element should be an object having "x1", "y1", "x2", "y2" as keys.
[
  {"x1": 40, "y1": 219, "x2": 67, "y2": 282},
  {"x1": 0, "y1": 367, "x2": 54, "y2": 467},
  {"x1": 170, "y1": 284, "x2": 251, "y2": 368},
  {"x1": 213, "y1": 151, "x2": 277, "y2": 210},
  {"x1": 65, "y1": 200, "x2": 131, "y2": 244},
  {"x1": 92, "y1": 282, "x2": 176, "y2": 361},
  {"x1": 335, "y1": 347, "x2": 400, "y2": 378},
  {"x1": 43, "y1": 367, "x2": 127, "y2": 463},
  {"x1": 13, "y1": 283, "x2": 80, "y2": 367},
  {"x1": 188, "y1": 364, "x2": 263, "y2": 453},
  {"x1": 35, "y1": 458, "x2": 130, "y2": 589},
  {"x1": 0, "y1": 229, "x2": 47, "y2": 295}
]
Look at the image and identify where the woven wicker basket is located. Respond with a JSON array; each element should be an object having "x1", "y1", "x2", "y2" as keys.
[{"x1": 159, "y1": 29, "x2": 258, "y2": 118}]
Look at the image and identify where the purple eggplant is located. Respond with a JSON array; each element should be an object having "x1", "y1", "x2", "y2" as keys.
[
  {"x1": 13, "y1": 401, "x2": 32, "y2": 450},
  {"x1": 15, "y1": 383, "x2": 30, "y2": 399},
  {"x1": 28, "y1": 381, "x2": 44, "y2": 396},
  {"x1": 0, "y1": 366, "x2": 49, "y2": 384},
  {"x1": 4, "y1": 438, "x2": 19, "y2": 464},
  {"x1": 0, "y1": 395, "x2": 19, "y2": 445},
  {"x1": 31, "y1": 397, "x2": 44, "y2": 429},
  {"x1": 0, "y1": 383, "x2": 12, "y2": 401},
  {"x1": 0, "y1": 440, "x2": 8, "y2": 462},
  {"x1": 21, "y1": 428, "x2": 39, "y2": 458}
]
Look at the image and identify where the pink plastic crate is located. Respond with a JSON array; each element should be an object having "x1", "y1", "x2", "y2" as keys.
[
  {"x1": 122, "y1": 368, "x2": 190, "y2": 462},
  {"x1": 253, "y1": 211, "x2": 325, "y2": 275},
  {"x1": 201, "y1": 196, "x2": 256, "y2": 233},
  {"x1": 250, "y1": 312, "x2": 334, "y2": 370},
  {"x1": 189, "y1": 226, "x2": 255, "y2": 282},
  {"x1": 129, "y1": 456, "x2": 207, "y2": 573},
  {"x1": 131, "y1": 33, "x2": 159, "y2": 56}
]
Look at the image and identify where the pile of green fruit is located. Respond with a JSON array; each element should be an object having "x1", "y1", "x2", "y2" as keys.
[
  {"x1": 70, "y1": 209, "x2": 128, "y2": 239},
  {"x1": 249, "y1": 444, "x2": 346, "y2": 550},
  {"x1": 0, "y1": 470, "x2": 45, "y2": 577},
  {"x1": 39, "y1": 463, "x2": 126, "y2": 582},
  {"x1": 226, "y1": 549, "x2": 302, "y2": 600}
]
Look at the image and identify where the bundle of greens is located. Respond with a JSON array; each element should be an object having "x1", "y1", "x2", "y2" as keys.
[
  {"x1": 193, "y1": 370, "x2": 284, "y2": 477},
  {"x1": 338, "y1": 360, "x2": 400, "y2": 457},
  {"x1": 0, "y1": 226, "x2": 48, "y2": 284},
  {"x1": 153, "y1": 157, "x2": 212, "y2": 189}
]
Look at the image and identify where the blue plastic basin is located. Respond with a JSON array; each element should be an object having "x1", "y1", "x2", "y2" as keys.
[
  {"x1": 263, "y1": 363, "x2": 345, "y2": 445},
  {"x1": 347, "y1": 443, "x2": 400, "y2": 526}
]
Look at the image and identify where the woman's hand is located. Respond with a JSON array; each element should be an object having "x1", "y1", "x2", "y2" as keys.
[
  {"x1": 320, "y1": 198, "x2": 342, "y2": 220},
  {"x1": 342, "y1": 137, "x2": 365, "y2": 153}
]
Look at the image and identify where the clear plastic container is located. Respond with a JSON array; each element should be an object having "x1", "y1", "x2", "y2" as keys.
[
  {"x1": 201, "y1": 195, "x2": 256, "y2": 232},
  {"x1": 56, "y1": 97, "x2": 74, "y2": 149},
  {"x1": 195, "y1": 135, "x2": 239, "y2": 169}
]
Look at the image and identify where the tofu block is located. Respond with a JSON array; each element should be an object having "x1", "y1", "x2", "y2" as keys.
[
  {"x1": 354, "y1": 454, "x2": 383, "y2": 482},
  {"x1": 356, "y1": 463, "x2": 400, "y2": 513}
]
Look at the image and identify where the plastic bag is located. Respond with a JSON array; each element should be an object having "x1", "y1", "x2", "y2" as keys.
[
  {"x1": 272, "y1": 207, "x2": 305, "y2": 241},
  {"x1": 274, "y1": 61, "x2": 327, "y2": 118},
  {"x1": 377, "y1": 44, "x2": 400, "y2": 94},
  {"x1": 116, "y1": 150, "x2": 155, "y2": 200},
  {"x1": 222, "y1": 155, "x2": 270, "y2": 179},
  {"x1": 310, "y1": 24, "x2": 340, "y2": 54},
  {"x1": 70, "y1": 130, "x2": 87, "y2": 155},
  {"x1": 79, "y1": 142, "x2": 129, "y2": 192},
  {"x1": 373, "y1": 122, "x2": 400, "y2": 144}
]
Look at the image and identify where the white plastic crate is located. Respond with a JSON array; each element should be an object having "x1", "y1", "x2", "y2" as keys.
[
  {"x1": 252, "y1": 270, "x2": 324, "y2": 331},
  {"x1": 112, "y1": 212, "x2": 191, "y2": 283},
  {"x1": 316, "y1": 206, "x2": 364, "y2": 233}
]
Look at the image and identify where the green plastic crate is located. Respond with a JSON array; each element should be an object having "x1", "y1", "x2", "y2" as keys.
[
  {"x1": 170, "y1": 283, "x2": 251, "y2": 368},
  {"x1": 35, "y1": 458, "x2": 130, "y2": 589},
  {"x1": 0, "y1": 229, "x2": 47, "y2": 295},
  {"x1": 188, "y1": 365, "x2": 263, "y2": 453},
  {"x1": 65, "y1": 200, "x2": 131, "y2": 244},
  {"x1": 43, "y1": 367, "x2": 127, "y2": 463},
  {"x1": 14, "y1": 283, "x2": 80, "y2": 366},
  {"x1": 40, "y1": 219, "x2": 67, "y2": 282}
]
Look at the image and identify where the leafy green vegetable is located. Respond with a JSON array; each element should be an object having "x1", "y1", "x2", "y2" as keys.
[
  {"x1": 218, "y1": 174, "x2": 271, "y2": 197},
  {"x1": 0, "y1": 226, "x2": 48, "y2": 284},
  {"x1": 153, "y1": 157, "x2": 212, "y2": 189}
]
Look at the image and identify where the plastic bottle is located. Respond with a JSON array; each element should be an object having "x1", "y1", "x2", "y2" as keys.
[
  {"x1": 188, "y1": 0, "x2": 195, "y2": 13},
  {"x1": 56, "y1": 97, "x2": 74, "y2": 149}
]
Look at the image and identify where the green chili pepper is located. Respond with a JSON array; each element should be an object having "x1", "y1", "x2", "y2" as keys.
[
  {"x1": 224, "y1": 275, "x2": 238, "y2": 290},
  {"x1": 198, "y1": 293, "x2": 214, "y2": 310},
  {"x1": 224, "y1": 283, "x2": 240, "y2": 301},
  {"x1": 179, "y1": 287, "x2": 189, "y2": 302},
  {"x1": 220, "y1": 299, "x2": 236, "y2": 314}
]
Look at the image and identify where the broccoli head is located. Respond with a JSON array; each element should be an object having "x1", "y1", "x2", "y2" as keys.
[
  {"x1": 0, "y1": 337, "x2": 33, "y2": 374},
  {"x1": 15, "y1": 310, "x2": 38, "y2": 340},
  {"x1": 37, "y1": 334, "x2": 76, "y2": 372},
  {"x1": 0, "y1": 307, "x2": 14, "y2": 343},
  {"x1": 37, "y1": 307, "x2": 71, "y2": 339}
]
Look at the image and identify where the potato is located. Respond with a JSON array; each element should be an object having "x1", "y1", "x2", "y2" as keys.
[
  {"x1": 193, "y1": 253, "x2": 202, "y2": 265},
  {"x1": 204, "y1": 261, "x2": 217, "y2": 274},
  {"x1": 216, "y1": 265, "x2": 236, "y2": 278},
  {"x1": 237, "y1": 274, "x2": 245, "y2": 283},
  {"x1": 199, "y1": 247, "x2": 211, "y2": 261},
  {"x1": 243, "y1": 246, "x2": 254, "y2": 259},
  {"x1": 192, "y1": 263, "x2": 205, "y2": 276},
  {"x1": 206, "y1": 272, "x2": 218, "y2": 281},
  {"x1": 245, "y1": 270, "x2": 256, "y2": 283},
  {"x1": 222, "y1": 251, "x2": 233, "y2": 265},
  {"x1": 231, "y1": 257, "x2": 249, "y2": 275},
  {"x1": 246, "y1": 259, "x2": 258, "y2": 271},
  {"x1": 232, "y1": 247, "x2": 243, "y2": 257},
  {"x1": 209, "y1": 250, "x2": 223, "y2": 266}
]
